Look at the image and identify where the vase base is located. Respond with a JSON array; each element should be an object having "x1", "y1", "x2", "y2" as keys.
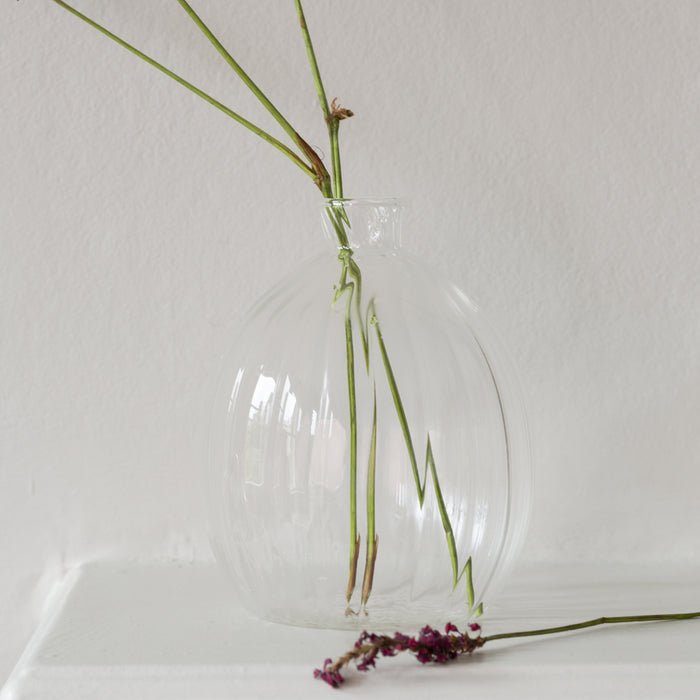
[{"x1": 239, "y1": 589, "x2": 479, "y2": 632}]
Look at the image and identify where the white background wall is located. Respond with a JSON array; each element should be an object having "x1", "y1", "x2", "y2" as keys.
[{"x1": 3, "y1": 0, "x2": 700, "y2": 685}]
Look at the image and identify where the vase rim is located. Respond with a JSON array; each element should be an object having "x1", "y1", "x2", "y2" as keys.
[
  {"x1": 320, "y1": 198, "x2": 403, "y2": 251},
  {"x1": 322, "y1": 197, "x2": 403, "y2": 209}
]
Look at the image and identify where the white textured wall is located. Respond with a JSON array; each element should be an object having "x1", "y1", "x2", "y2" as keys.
[{"x1": 3, "y1": 0, "x2": 700, "y2": 684}]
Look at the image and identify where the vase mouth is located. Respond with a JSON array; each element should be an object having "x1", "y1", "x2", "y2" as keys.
[
  {"x1": 320, "y1": 198, "x2": 403, "y2": 251},
  {"x1": 322, "y1": 197, "x2": 403, "y2": 209}
]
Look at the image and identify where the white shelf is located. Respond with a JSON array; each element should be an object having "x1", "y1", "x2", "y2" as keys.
[{"x1": 2, "y1": 561, "x2": 700, "y2": 699}]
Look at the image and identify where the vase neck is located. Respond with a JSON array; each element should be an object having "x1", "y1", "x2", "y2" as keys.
[{"x1": 321, "y1": 199, "x2": 403, "y2": 252}]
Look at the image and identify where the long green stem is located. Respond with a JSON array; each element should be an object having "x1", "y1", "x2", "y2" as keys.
[
  {"x1": 294, "y1": 0, "x2": 345, "y2": 197},
  {"x1": 294, "y1": 2, "x2": 362, "y2": 599},
  {"x1": 344, "y1": 284, "x2": 359, "y2": 604},
  {"x1": 361, "y1": 383, "x2": 379, "y2": 606},
  {"x1": 334, "y1": 257, "x2": 360, "y2": 604},
  {"x1": 294, "y1": 0, "x2": 331, "y2": 120},
  {"x1": 175, "y1": 1, "x2": 318, "y2": 168},
  {"x1": 371, "y1": 302, "x2": 481, "y2": 615},
  {"x1": 50, "y1": 0, "x2": 316, "y2": 180},
  {"x1": 483, "y1": 611, "x2": 700, "y2": 643}
]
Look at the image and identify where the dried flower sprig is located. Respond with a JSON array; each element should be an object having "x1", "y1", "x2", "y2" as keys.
[
  {"x1": 315, "y1": 623, "x2": 485, "y2": 688},
  {"x1": 316, "y1": 612, "x2": 700, "y2": 688}
]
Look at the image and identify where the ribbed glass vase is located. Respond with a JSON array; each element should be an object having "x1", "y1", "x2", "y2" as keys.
[{"x1": 208, "y1": 199, "x2": 530, "y2": 630}]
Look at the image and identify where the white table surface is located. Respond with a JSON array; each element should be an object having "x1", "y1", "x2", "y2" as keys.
[{"x1": 2, "y1": 560, "x2": 700, "y2": 699}]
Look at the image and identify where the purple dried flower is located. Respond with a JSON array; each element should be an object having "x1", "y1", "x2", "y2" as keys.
[
  {"x1": 393, "y1": 632, "x2": 410, "y2": 649},
  {"x1": 313, "y1": 658, "x2": 345, "y2": 688},
  {"x1": 314, "y1": 622, "x2": 484, "y2": 687}
]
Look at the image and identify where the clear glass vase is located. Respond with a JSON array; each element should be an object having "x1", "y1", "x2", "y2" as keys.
[{"x1": 208, "y1": 199, "x2": 531, "y2": 630}]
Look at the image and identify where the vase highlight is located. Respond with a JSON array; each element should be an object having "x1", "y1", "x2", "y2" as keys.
[{"x1": 208, "y1": 199, "x2": 530, "y2": 629}]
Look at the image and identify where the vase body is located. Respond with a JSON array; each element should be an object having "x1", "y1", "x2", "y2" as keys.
[{"x1": 208, "y1": 199, "x2": 530, "y2": 630}]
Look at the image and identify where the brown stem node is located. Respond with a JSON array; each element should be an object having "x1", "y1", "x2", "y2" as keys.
[{"x1": 327, "y1": 97, "x2": 354, "y2": 122}]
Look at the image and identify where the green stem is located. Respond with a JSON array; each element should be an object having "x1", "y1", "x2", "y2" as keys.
[
  {"x1": 483, "y1": 611, "x2": 700, "y2": 643},
  {"x1": 371, "y1": 305, "x2": 425, "y2": 505},
  {"x1": 347, "y1": 258, "x2": 370, "y2": 370},
  {"x1": 371, "y1": 303, "x2": 480, "y2": 614},
  {"x1": 51, "y1": 0, "x2": 315, "y2": 180},
  {"x1": 334, "y1": 257, "x2": 360, "y2": 604},
  {"x1": 294, "y1": 0, "x2": 331, "y2": 120},
  {"x1": 361, "y1": 383, "x2": 379, "y2": 606},
  {"x1": 328, "y1": 112, "x2": 343, "y2": 199},
  {"x1": 325, "y1": 203, "x2": 368, "y2": 366},
  {"x1": 326, "y1": 205, "x2": 351, "y2": 248},
  {"x1": 175, "y1": 1, "x2": 313, "y2": 162},
  {"x1": 294, "y1": 0, "x2": 344, "y2": 197}
]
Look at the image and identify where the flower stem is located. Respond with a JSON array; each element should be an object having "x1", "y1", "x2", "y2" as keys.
[
  {"x1": 371, "y1": 301, "x2": 480, "y2": 613},
  {"x1": 175, "y1": 0, "x2": 322, "y2": 176},
  {"x1": 343, "y1": 283, "x2": 359, "y2": 604},
  {"x1": 482, "y1": 611, "x2": 700, "y2": 642},
  {"x1": 294, "y1": 0, "x2": 331, "y2": 121},
  {"x1": 360, "y1": 383, "x2": 379, "y2": 607},
  {"x1": 334, "y1": 257, "x2": 360, "y2": 604},
  {"x1": 294, "y1": 0, "x2": 346, "y2": 198}
]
